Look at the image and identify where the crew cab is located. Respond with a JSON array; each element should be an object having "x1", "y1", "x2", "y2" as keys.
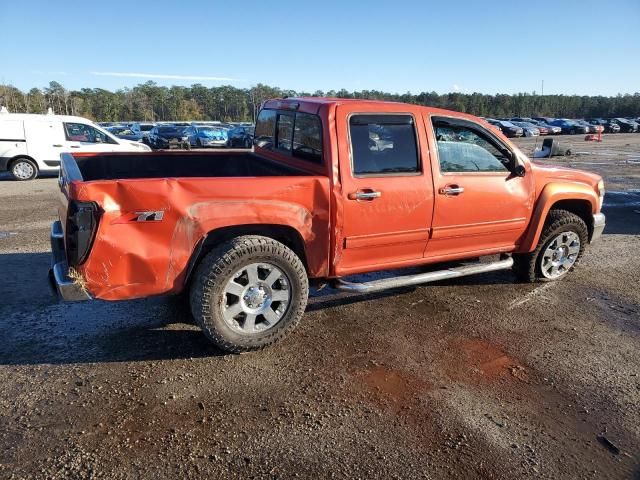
[{"x1": 50, "y1": 98, "x2": 606, "y2": 352}]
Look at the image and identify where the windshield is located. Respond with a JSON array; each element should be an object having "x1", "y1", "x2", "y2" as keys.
[{"x1": 158, "y1": 126, "x2": 187, "y2": 135}]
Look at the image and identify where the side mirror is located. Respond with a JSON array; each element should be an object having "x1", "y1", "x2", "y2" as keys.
[{"x1": 514, "y1": 164, "x2": 526, "y2": 177}]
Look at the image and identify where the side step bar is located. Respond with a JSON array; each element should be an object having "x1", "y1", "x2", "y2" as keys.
[{"x1": 333, "y1": 257, "x2": 513, "y2": 293}]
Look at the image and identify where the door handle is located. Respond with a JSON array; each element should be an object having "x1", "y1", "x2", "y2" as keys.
[
  {"x1": 70, "y1": 145, "x2": 80, "y2": 148},
  {"x1": 52, "y1": 144, "x2": 63, "y2": 147},
  {"x1": 348, "y1": 189, "x2": 382, "y2": 201},
  {"x1": 439, "y1": 185, "x2": 465, "y2": 196}
]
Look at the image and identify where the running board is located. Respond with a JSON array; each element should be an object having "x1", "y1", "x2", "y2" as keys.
[{"x1": 333, "y1": 257, "x2": 513, "y2": 293}]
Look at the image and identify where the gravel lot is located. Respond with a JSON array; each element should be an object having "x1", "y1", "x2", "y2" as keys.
[{"x1": 0, "y1": 135, "x2": 638, "y2": 479}]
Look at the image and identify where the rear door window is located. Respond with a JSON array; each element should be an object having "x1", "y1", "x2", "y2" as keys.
[{"x1": 349, "y1": 114, "x2": 419, "y2": 176}]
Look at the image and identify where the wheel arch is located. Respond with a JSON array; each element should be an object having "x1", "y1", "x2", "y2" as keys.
[
  {"x1": 518, "y1": 183, "x2": 597, "y2": 253},
  {"x1": 8, "y1": 154, "x2": 38, "y2": 169},
  {"x1": 182, "y1": 224, "x2": 309, "y2": 291}
]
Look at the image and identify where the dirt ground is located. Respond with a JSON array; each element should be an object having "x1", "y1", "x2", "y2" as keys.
[{"x1": 0, "y1": 134, "x2": 638, "y2": 479}]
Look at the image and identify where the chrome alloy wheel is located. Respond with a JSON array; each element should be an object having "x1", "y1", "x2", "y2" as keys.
[
  {"x1": 13, "y1": 161, "x2": 35, "y2": 180},
  {"x1": 221, "y1": 262, "x2": 291, "y2": 333},
  {"x1": 541, "y1": 231, "x2": 581, "y2": 279}
]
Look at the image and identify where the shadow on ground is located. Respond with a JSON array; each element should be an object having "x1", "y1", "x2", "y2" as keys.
[{"x1": 0, "y1": 251, "x2": 522, "y2": 367}]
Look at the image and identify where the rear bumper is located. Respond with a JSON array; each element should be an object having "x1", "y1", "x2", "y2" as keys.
[
  {"x1": 591, "y1": 213, "x2": 606, "y2": 243},
  {"x1": 49, "y1": 220, "x2": 91, "y2": 301}
]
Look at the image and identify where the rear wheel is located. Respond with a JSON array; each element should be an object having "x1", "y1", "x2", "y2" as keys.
[
  {"x1": 190, "y1": 235, "x2": 308, "y2": 352},
  {"x1": 513, "y1": 209, "x2": 588, "y2": 282},
  {"x1": 10, "y1": 158, "x2": 38, "y2": 181}
]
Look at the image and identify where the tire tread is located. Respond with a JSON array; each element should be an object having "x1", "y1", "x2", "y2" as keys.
[
  {"x1": 513, "y1": 209, "x2": 588, "y2": 283},
  {"x1": 190, "y1": 235, "x2": 308, "y2": 353}
]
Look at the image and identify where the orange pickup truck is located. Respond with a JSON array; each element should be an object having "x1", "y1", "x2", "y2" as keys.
[{"x1": 50, "y1": 98, "x2": 606, "y2": 352}]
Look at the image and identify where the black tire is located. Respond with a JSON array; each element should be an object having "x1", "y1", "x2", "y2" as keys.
[
  {"x1": 190, "y1": 235, "x2": 308, "y2": 353},
  {"x1": 513, "y1": 209, "x2": 588, "y2": 283},
  {"x1": 10, "y1": 157, "x2": 38, "y2": 181}
]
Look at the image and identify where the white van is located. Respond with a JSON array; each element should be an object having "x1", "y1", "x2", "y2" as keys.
[{"x1": 0, "y1": 113, "x2": 151, "y2": 180}]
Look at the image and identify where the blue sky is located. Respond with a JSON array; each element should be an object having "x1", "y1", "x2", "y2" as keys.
[{"x1": 1, "y1": 0, "x2": 638, "y2": 95}]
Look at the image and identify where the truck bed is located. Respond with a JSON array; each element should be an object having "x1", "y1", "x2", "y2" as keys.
[{"x1": 73, "y1": 151, "x2": 311, "y2": 181}]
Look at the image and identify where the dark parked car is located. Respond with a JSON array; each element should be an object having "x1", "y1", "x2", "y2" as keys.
[
  {"x1": 146, "y1": 125, "x2": 190, "y2": 149},
  {"x1": 549, "y1": 119, "x2": 588, "y2": 134},
  {"x1": 587, "y1": 118, "x2": 620, "y2": 133},
  {"x1": 227, "y1": 125, "x2": 255, "y2": 148},
  {"x1": 624, "y1": 118, "x2": 640, "y2": 132},
  {"x1": 573, "y1": 119, "x2": 602, "y2": 134},
  {"x1": 486, "y1": 119, "x2": 523, "y2": 137},
  {"x1": 107, "y1": 126, "x2": 143, "y2": 142},
  {"x1": 136, "y1": 122, "x2": 156, "y2": 140},
  {"x1": 610, "y1": 118, "x2": 638, "y2": 133},
  {"x1": 184, "y1": 125, "x2": 229, "y2": 148}
]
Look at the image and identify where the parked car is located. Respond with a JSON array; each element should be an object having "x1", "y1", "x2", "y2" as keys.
[
  {"x1": 525, "y1": 119, "x2": 561, "y2": 134},
  {"x1": 49, "y1": 97, "x2": 605, "y2": 353},
  {"x1": 625, "y1": 118, "x2": 640, "y2": 132},
  {"x1": 572, "y1": 120, "x2": 601, "y2": 134},
  {"x1": 479, "y1": 118, "x2": 503, "y2": 134},
  {"x1": 532, "y1": 117, "x2": 557, "y2": 125},
  {"x1": 610, "y1": 118, "x2": 638, "y2": 133},
  {"x1": 487, "y1": 119, "x2": 523, "y2": 137},
  {"x1": 107, "y1": 125, "x2": 143, "y2": 142},
  {"x1": 587, "y1": 118, "x2": 620, "y2": 133},
  {"x1": 184, "y1": 125, "x2": 229, "y2": 148},
  {"x1": 549, "y1": 119, "x2": 589, "y2": 134},
  {"x1": 146, "y1": 125, "x2": 190, "y2": 149},
  {"x1": 227, "y1": 125, "x2": 255, "y2": 148},
  {"x1": 136, "y1": 122, "x2": 156, "y2": 141},
  {"x1": 0, "y1": 113, "x2": 150, "y2": 180},
  {"x1": 510, "y1": 121, "x2": 541, "y2": 137}
]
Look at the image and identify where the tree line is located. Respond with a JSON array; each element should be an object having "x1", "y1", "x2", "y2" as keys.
[{"x1": 1, "y1": 81, "x2": 639, "y2": 122}]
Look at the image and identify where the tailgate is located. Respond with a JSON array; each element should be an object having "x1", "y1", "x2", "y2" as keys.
[{"x1": 50, "y1": 153, "x2": 99, "y2": 301}]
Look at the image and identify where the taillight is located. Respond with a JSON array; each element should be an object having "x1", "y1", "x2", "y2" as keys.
[{"x1": 66, "y1": 201, "x2": 100, "y2": 265}]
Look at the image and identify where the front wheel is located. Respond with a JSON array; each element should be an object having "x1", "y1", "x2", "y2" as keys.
[
  {"x1": 10, "y1": 158, "x2": 38, "y2": 181},
  {"x1": 190, "y1": 236, "x2": 308, "y2": 352},
  {"x1": 513, "y1": 209, "x2": 588, "y2": 282}
]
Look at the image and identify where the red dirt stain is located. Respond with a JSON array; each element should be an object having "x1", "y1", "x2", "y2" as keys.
[
  {"x1": 363, "y1": 366, "x2": 412, "y2": 402},
  {"x1": 361, "y1": 365, "x2": 431, "y2": 410},
  {"x1": 447, "y1": 339, "x2": 528, "y2": 383}
]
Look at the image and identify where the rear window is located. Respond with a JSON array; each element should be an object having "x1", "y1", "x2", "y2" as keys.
[
  {"x1": 255, "y1": 109, "x2": 323, "y2": 164},
  {"x1": 349, "y1": 114, "x2": 419, "y2": 175}
]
